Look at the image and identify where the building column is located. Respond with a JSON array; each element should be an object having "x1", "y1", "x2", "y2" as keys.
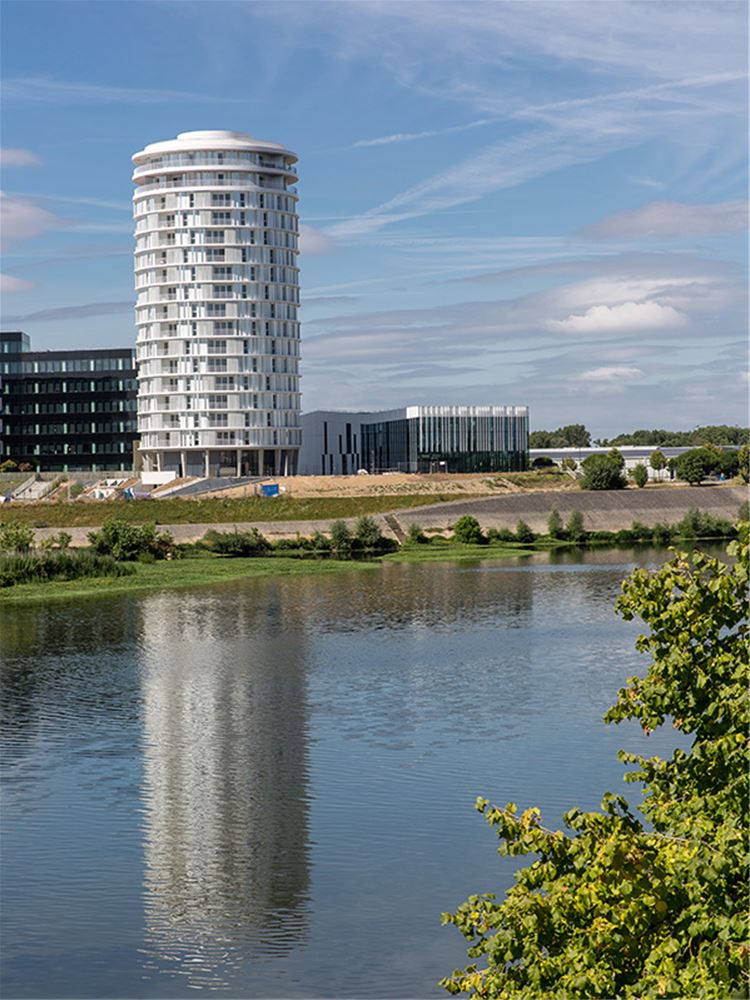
[
  {"x1": 235, "y1": 450, "x2": 241, "y2": 477},
  {"x1": 204, "y1": 450, "x2": 210, "y2": 478},
  {"x1": 180, "y1": 451, "x2": 187, "y2": 478}
]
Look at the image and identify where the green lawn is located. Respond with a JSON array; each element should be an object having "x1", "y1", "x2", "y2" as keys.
[
  {"x1": 0, "y1": 554, "x2": 377, "y2": 604},
  {"x1": 0, "y1": 493, "x2": 455, "y2": 528}
]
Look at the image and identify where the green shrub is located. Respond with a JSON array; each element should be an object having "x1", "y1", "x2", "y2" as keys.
[
  {"x1": 738, "y1": 500, "x2": 749, "y2": 522},
  {"x1": 547, "y1": 509, "x2": 564, "y2": 539},
  {"x1": 675, "y1": 509, "x2": 735, "y2": 539},
  {"x1": 0, "y1": 551, "x2": 134, "y2": 588},
  {"x1": 588, "y1": 530, "x2": 616, "y2": 543},
  {"x1": 273, "y1": 536, "x2": 304, "y2": 551},
  {"x1": 452, "y1": 515, "x2": 485, "y2": 545},
  {"x1": 0, "y1": 460, "x2": 18, "y2": 473},
  {"x1": 560, "y1": 457, "x2": 577, "y2": 472},
  {"x1": 651, "y1": 522, "x2": 673, "y2": 546},
  {"x1": 354, "y1": 515, "x2": 382, "y2": 549},
  {"x1": 486, "y1": 527, "x2": 516, "y2": 543},
  {"x1": 406, "y1": 522, "x2": 427, "y2": 545},
  {"x1": 580, "y1": 454, "x2": 627, "y2": 490},
  {"x1": 630, "y1": 520, "x2": 651, "y2": 540},
  {"x1": 514, "y1": 519, "x2": 535, "y2": 543},
  {"x1": 310, "y1": 530, "x2": 331, "y2": 553},
  {"x1": 87, "y1": 519, "x2": 178, "y2": 560},
  {"x1": 201, "y1": 528, "x2": 270, "y2": 557},
  {"x1": 531, "y1": 456, "x2": 555, "y2": 468},
  {"x1": 566, "y1": 510, "x2": 586, "y2": 542},
  {"x1": 631, "y1": 463, "x2": 649, "y2": 488},
  {"x1": 329, "y1": 520, "x2": 352, "y2": 558},
  {"x1": 39, "y1": 530, "x2": 72, "y2": 552},
  {"x1": 0, "y1": 521, "x2": 35, "y2": 553}
]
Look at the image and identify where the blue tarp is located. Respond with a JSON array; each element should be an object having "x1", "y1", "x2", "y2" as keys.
[{"x1": 260, "y1": 483, "x2": 280, "y2": 497}]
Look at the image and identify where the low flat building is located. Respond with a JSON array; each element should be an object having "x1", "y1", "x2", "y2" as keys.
[
  {"x1": 0, "y1": 331, "x2": 138, "y2": 472},
  {"x1": 300, "y1": 405, "x2": 529, "y2": 475}
]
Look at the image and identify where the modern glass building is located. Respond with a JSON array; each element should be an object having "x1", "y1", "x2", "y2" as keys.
[
  {"x1": 0, "y1": 331, "x2": 137, "y2": 471},
  {"x1": 133, "y1": 130, "x2": 301, "y2": 478},
  {"x1": 300, "y1": 405, "x2": 529, "y2": 475}
]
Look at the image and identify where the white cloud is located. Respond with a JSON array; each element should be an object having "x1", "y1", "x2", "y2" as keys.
[
  {"x1": 579, "y1": 366, "x2": 644, "y2": 382},
  {"x1": 0, "y1": 192, "x2": 65, "y2": 250},
  {"x1": 2, "y1": 77, "x2": 247, "y2": 106},
  {"x1": 581, "y1": 200, "x2": 748, "y2": 240},
  {"x1": 353, "y1": 118, "x2": 493, "y2": 147},
  {"x1": 0, "y1": 147, "x2": 41, "y2": 167},
  {"x1": 299, "y1": 224, "x2": 335, "y2": 255},
  {"x1": 548, "y1": 300, "x2": 688, "y2": 335},
  {"x1": 0, "y1": 274, "x2": 34, "y2": 293}
]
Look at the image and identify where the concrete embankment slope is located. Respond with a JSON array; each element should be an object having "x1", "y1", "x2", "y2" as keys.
[
  {"x1": 393, "y1": 484, "x2": 748, "y2": 534},
  {"x1": 31, "y1": 484, "x2": 747, "y2": 547}
]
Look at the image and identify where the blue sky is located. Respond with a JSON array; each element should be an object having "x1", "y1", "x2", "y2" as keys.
[{"x1": 1, "y1": 0, "x2": 747, "y2": 435}]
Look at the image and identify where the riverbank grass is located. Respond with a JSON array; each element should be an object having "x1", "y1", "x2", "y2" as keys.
[{"x1": 0, "y1": 553, "x2": 378, "y2": 604}]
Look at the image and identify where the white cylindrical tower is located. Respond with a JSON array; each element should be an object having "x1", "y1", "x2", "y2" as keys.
[{"x1": 132, "y1": 130, "x2": 301, "y2": 477}]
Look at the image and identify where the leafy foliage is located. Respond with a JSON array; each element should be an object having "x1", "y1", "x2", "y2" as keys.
[
  {"x1": 0, "y1": 521, "x2": 35, "y2": 553},
  {"x1": 453, "y1": 516, "x2": 486, "y2": 545},
  {"x1": 546, "y1": 509, "x2": 564, "y2": 539},
  {"x1": 354, "y1": 515, "x2": 383, "y2": 549},
  {"x1": 565, "y1": 509, "x2": 586, "y2": 542},
  {"x1": 201, "y1": 528, "x2": 270, "y2": 557},
  {"x1": 329, "y1": 519, "x2": 353, "y2": 557},
  {"x1": 674, "y1": 448, "x2": 719, "y2": 485},
  {"x1": 441, "y1": 529, "x2": 749, "y2": 999},
  {"x1": 580, "y1": 455, "x2": 627, "y2": 491},
  {"x1": 514, "y1": 520, "x2": 535, "y2": 544},
  {"x1": 529, "y1": 424, "x2": 591, "y2": 448},
  {"x1": 649, "y1": 449, "x2": 666, "y2": 473},
  {"x1": 601, "y1": 425, "x2": 749, "y2": 448},
  {"x1": 407, "y1": 522, "x2": 428, "y2": 545},
  {"x1": 631, "y1": 463, "x2": 649, "y2": 488},
  {"x1": 738, "y1": 444, "x2": 749, "y2": 484},
  {"x1": 88, "y1": 519, "x2": 177, "y2": 561},
  {"x1": 0, "y1": 551, "x2": 134, "y2": 588}
]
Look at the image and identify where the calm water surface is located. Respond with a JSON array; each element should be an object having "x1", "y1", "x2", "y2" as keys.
[{"x1": 1, "y1": 549, "x2": 694, "y2": 999}]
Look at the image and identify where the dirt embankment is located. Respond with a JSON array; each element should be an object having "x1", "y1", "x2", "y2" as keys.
[{"x1": 214, "y1": 471, "x2": 578, "y2": 499}]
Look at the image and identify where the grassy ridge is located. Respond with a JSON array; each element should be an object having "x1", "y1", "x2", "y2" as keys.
[
  {"x1": 0, "y1": 492, "x2": 455, "y2": 528},
  {"x1": 0, "y1": 554, "x2": 377, "y2": 604}
]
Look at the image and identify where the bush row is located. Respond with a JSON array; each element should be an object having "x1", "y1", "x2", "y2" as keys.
[{"x1": 0, "y1": 551, "x2": 135, "y2": 588}]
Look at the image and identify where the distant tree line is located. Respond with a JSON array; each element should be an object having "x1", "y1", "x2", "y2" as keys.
[
  {"x1": 596, "y1": 425, "x2": 749, "y2": 447},
  {"x1": 529, "y1": 424, "x2": 748, "y2": 449}
]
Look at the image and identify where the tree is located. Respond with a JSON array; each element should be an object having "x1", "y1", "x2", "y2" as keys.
[
  {"x1": 580, "y1": 455, "x2": 627, "y2": 491},
  {"x1": 514, "y1": 520, "x2": 535, "y2": 543},
  {"x1": 441, "y1": 528, "x2": 749, "y2": 999},
  {"x1": 649, "y1": 449, "x2": 666, "y2": 479},
  {"x1": 0, "y1": 521, "x2": 35, "y2": 553},
  {"x1": 565, "y1": 509, "x2": 586, "y2": 542},
  {"x1": 354, "y1": 515, "x2": 382, "y2": 549},
  {"x1": 607, "y1": 447, "x2": 625, "y2": 470},
  {"x1": 529, "y1": 425, "x2": 591, "y2": 448},
  {"x1": 88, "y1": 520, "x2": 177, "y2": 560},
  {"x1": 674, "y1": 447, "x2": 719, "y2": 486},
  {"x1": 631, "y1": 463, "x2": 648, "y2": 488},
  {"x1": 738, "y1": 444, "x2": 749, "y2": 484},
  {"x1": 546, "y1": 509, "x2": 564, "y2": 539},
  {"x1": 329, "y1": 519, "x2": 352, "y2": 558},
  {"x1": 453, "y1": 515, "x2": 485, "y2": 545}
]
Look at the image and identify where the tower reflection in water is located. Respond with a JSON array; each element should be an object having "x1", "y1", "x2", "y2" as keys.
[{"x1": 138, "y1": 585, "x2": 310, "y2": 990}]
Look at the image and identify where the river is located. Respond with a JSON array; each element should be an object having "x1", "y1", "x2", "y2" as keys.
[{"x1": 0, "y1": 547, "x2": 697, "y2": 998}]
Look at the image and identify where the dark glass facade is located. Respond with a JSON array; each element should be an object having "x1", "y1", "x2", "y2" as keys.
[
  {"x1": 361, "y1": 407, "x2": 528, "y2": 473},
  {"x1": 0, "y1": 332, "x2": 137, "y2": 472}
]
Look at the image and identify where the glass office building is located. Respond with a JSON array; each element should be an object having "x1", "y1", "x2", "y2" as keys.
[
  {"x1": 0, "y1": 331, "x2": 137, "y2": 471},
  {"x1": 300, "y1": 405, "x2": 528, "y2": 475}
]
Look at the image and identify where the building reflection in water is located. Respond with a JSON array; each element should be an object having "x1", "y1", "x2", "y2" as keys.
[{"x1": 137, "y1": 585, "x2": 311, "y2": 990}]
